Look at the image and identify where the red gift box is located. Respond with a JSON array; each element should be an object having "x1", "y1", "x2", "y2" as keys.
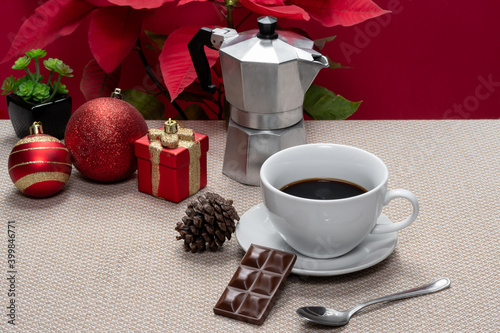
[{"x1": 134, "y1": 123, "x2": 208, "y2": 203}]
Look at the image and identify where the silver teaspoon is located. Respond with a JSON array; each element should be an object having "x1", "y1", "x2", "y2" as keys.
[{"x1": 297, "y1": 277, "x2": 451, "y2": 327}]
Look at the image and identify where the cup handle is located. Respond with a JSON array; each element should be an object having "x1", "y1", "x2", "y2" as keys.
[{"x1": 371, "y1": 189, "x2": 419, "y2": 234}]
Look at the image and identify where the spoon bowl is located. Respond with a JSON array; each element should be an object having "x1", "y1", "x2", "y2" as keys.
[{"x1": 297, "y1": 277, "x2": 451, "y2": 327}]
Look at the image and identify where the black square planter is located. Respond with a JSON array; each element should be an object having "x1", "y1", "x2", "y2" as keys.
[{"x1": 7, "y1": 93, "x2": 72, "y2": 139}]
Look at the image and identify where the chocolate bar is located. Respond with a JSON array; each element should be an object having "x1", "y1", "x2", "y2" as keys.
[{"x1": 213, "y1": 244, "x2": 297, "y2": 325}]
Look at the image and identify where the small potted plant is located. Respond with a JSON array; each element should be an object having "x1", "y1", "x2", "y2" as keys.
[{"x1": 2, "y1": 49, "x2": 73, "y2": 139}]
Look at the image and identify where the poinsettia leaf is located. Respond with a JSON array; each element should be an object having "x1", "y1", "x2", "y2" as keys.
[
  {"x1": 304, "y1": 84, "x2": 361, "y2": 120},
  {"x1": 122, "y1": 89, "x2": 165, "y2": 120},
  {"x1": 88, "y1": 6, "x2": 148, "y2": 73},
  {"x1": 107, "y1": 0, "x2": 176, "y2": 9},
  {"x1": 174, "y1": 103, "x2": 209, "y2": 120},
  {"x1": 2, "y1": 0, "x2": 95, "y2": 63},
  {"x1": 239, "y1": 0, "x2": 310, "y2": 20},
  {"x1": 291, "y1": 0, "x2": 390, "y2": 27},
  {"x1": 160, "y1": 26, "x2": 219, "y2": 101},
  {"x1": 279, "y1": 26, "x2": 311, "y2": 40},
  {"x1": 176, "y1": 68, "x2": 221, "y2": 103},
  {"x1": 177, "y1": 84, "x2": 214, "y2": 103},
  {"x1": 253, "y1": 0, "x2": 287, "y2": 5},
  {"x1": 86, "y1": 0, "x2": 115, "y2": 6},
  {"x1": 80, "y1": 59, "x2": 122, "y2": 101},
  {"x1": 177, "y1": 0, "x2": 210, "y2": 5},
  {"x1": 145, "y1": 30, "x2": 168, "y2": 50}
]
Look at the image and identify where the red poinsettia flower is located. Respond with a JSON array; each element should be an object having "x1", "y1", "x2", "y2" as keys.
[
  {"x1": 162, "y1": 0, "x2": 389, "y2": 99},
  {"x1": 237, "y1": 0, "x2": 309, "y2": 20},
  {"x1": 3, "y1": 0, "x2": 388, "y2": 68},
  {"x1": 102, "y1": 0, "x2": 176, "y2": 9},
  {"x1": 2, "y1": 0, "x2": 184, "y2": 70},
  {"x1": 185, "y1": 0, "x2": 389, "y2": 26},
  {"x1": 291, "y1": 0, "x2": 389, "y2": 26},
  {"x1": 3, "y1": 0, "x2": 388, "y2": 102}
]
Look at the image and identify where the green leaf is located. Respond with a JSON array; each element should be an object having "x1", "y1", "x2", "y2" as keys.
[
  {"x1": 32, "y1": 82, "x2": 50, "y2": 101},
  {"x1": 303, "y1": 84, "x2": 361, "y2": 120},
  {"x1": 314, "y1": 35, "x2": 336, "y2": 51},
  {"x1": 56, "y1": 83, "x2": 69, "y2": 95},
  {"x1": 26, "y1": 49, "x2": 47, "y2": 60},
  {"x1": 12, "y1": 56, "x2": 31, "y2": 70},
  {"x1": 174, "y1": 103, "x2": 209, "y2": 120},
  {"x1": 54, "y1": 62, "x2": 73, "y2": 77},
  {"x1": 16, "y1": 80, "x2": 35, "y2": 100},
  {"x1": 145, "y1": 30, "x2": 168, "y2": 50},
  {"x1": 311, "y1": 36, "x2": 350, "y2": 70},
  {"x1": 326, "y1": 55, "x2": 351, "y2": 69},
  {"x1": 1, "y1": 75, "x2": 16, "y2": 94},
  {"x1": 122, "y1": 89, "x2": 165, "y2": 120},
  {"x1": 43, "y1": 58, "x2": 62, "y2": 71}
]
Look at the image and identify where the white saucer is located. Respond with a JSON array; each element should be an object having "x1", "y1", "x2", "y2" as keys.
[{"x1": 236, "y1": 204, "x2": 398, "y2": 277}]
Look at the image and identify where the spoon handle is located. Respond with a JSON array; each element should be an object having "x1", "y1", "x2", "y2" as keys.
[{"x1": 349, "y1": 277, "x2": 451, "y2": 315}]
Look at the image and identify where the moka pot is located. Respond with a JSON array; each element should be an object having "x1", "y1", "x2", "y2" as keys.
[{"x1": 189, "y1": 16, "x2": 328, "y2": 185}]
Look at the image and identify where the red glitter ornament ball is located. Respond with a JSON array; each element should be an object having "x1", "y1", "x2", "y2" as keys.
[
  {"x1": 8, "y1": 123, "x2": 72, "y2": 197},
  {"x1": 64, "y1": 94, "x2": 148, "y2": 182}
]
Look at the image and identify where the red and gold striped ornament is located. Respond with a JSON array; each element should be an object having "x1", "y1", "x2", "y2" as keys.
[{"x1": 8, "y1": 122, "x2": 72, "y2": 197}]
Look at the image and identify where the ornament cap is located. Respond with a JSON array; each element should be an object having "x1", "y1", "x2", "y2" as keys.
[
  {"x1": 29, "y1": 121, "x2": 43, "y2": 135},
  {"x1": 110, "y1": 88, "x2": 123, "y2": 100},
  {"x1": 164, "y1": 118, "x2": 178, "y2": 134}
]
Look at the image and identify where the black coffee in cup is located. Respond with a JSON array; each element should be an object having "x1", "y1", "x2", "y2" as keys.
[{"x1": 280, "y1": 178, "x2": 367, "y2": 200}]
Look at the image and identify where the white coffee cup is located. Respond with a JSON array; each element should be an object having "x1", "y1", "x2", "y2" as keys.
[{"x1": 260, "y1": 143, "x2": 419, "y2": 259}]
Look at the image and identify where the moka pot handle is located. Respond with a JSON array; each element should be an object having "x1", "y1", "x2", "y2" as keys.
[{"x1": 188, "y1": 27, "x2": 218, "y2": 94}]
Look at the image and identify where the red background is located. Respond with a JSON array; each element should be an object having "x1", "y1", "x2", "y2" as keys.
[{"x1": 1, "y1": 0, "x2": 499, "y2": 120}]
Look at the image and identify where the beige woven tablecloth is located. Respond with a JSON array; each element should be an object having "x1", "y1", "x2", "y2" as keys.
[{"x1": 1, "y1": 119, "x2": 498, "y2": 332}]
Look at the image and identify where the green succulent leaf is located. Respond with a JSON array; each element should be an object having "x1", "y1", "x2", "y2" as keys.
[
  {"x1": 32, "y1": 83, "x2": 50, "y2": 101},
  {"x1": 26, "y1": 49, "x2": 47, "y2": 60},
  {"x1": 56, "y1": 83, "x2": 69, "y2": 95},
  {"x1": 122, "y1": 89, "x2": 165, "y2": 120},
  {"x1": 43, "y1": 58, "x2": 62, "y2": 71},
  {"x1": 12, "y1": 56, "x2": 31, "y2": 70},
  {"x1": 1, "y1": 75, "x2": 16, "y2": 95},
  {"x1": 4, "y1": 48, "x2": 71, "y2": 103},
  {"x1": 14, "y1": 76, "x2": 28, "y2": 90},
  {"x1": 16, "y1": 80, "x2": 36, "y2": 100},
  {"x1": 54, "y1": 62, "x2": 74, "y2": 77},
  {"x1": 304, "y1": 84, "x2": 361, "y2": 120}
]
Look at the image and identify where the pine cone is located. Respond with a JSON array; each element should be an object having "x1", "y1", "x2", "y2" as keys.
[{"x1": 175, "y1": 192, "x2": 240, "y2": 253}]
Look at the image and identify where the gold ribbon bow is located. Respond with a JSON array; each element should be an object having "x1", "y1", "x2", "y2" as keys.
[{"x1": 148, "y1": 119, "x2": 201, "y2": 198}]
